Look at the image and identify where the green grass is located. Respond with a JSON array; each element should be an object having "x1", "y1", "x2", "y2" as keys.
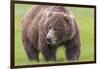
[{"x1": 15, "y1": 4, "x2": 95, "y2": 65}]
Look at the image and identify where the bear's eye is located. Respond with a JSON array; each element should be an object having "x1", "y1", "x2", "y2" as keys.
[
  {"x1": 49, "y1": 26, "x2": 51, "y2": 29},
  {"x1": 54, "y1": 28, "x2": 57, "y2": 31}
]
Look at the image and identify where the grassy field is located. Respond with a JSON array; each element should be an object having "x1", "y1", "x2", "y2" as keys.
[{"x1": 15, "y1": 4, "x2": 95, "y2": 66}]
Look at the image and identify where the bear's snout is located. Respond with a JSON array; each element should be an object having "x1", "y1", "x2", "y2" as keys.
[{"x1": 46, "y1": 29, "x2": 57, "y2": 45}]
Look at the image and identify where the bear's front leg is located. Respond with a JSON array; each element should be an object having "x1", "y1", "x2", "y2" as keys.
[
  {"x1": 22, "y1": 37, "x2": 39, "y2": 62},
  {"x1": 38, "y1": 34, "x2": 56, "y2": 61},
  {"x1": 42, "y1": 45, "x2": 56, "y2": 61},
  {"x1": 64, "y1": 37, "x2": 80, "y2": 61},
  {"x1": 65, "y1": 45, "x2": 80, "y2": 61}
]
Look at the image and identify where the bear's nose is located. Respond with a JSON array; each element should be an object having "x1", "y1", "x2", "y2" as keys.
[{"x1": 46, "y1": 38, "x2": 51, "y2": 44}]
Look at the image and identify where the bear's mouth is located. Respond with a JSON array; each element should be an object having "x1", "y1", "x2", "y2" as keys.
[
  {"x1": 46, "y1": 38, "x2": 52, "y2": 44},
  {"x1": 46, "y1": 39, "x2": 57, "y2": 46}
]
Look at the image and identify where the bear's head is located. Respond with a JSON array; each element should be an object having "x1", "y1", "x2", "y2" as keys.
[{"x1": 45, "y1": 12, "x2": 76, "y2": 46}]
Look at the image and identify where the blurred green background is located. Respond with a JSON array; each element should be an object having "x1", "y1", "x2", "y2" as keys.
[{"x1": 15, "y1": 4, "x2": 95, "y2": 66}]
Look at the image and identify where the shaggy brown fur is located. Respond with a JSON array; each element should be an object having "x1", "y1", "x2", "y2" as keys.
[{"x1": 21, "y1": 5, "x2": 81, "y2": 61}]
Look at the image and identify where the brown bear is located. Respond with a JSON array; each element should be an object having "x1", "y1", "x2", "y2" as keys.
[{"x1": 21, "y1": 5, "x2": 81, "y2": 62}]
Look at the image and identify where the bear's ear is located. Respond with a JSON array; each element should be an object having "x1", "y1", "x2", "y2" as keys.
[{"x1": 64, "y1": 14, "x2": 77, "y2": 40}]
